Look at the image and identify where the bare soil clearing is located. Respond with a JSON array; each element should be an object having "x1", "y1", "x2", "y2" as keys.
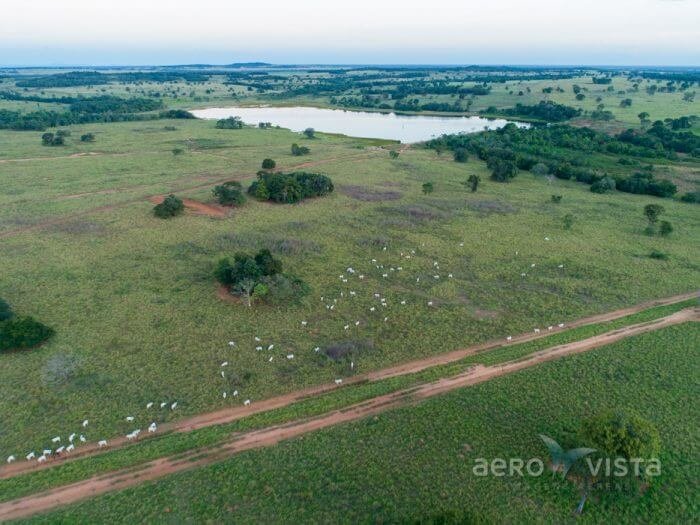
[
  {"x1": 0, "y1": 306, "x2": 695, "y2": 521},
  {"x1": 0, "y1": 292, "x2": 695, "y2": 482},
  {"x1": 148, "y1": 196, "x2": 228, "y2": 218}
]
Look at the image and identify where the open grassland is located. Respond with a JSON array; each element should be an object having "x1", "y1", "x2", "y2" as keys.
[
  {"x1": 18, "y1": 323, "x2": 700, "y2": 523},
  {"x1": 0, "y1": 298, "x2": 694, "y2": 503},
  {"x1": 1, "y1": 117, "x2": 699, "y2": 463}
]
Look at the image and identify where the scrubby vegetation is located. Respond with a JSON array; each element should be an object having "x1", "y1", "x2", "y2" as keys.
[
  {"x1": 213, "y1": 181, "x2": 246, "y2": 206},
  {"x1": 248, "y1": 171, "x2": 334, "y2": 204},
  {"x1": 214, "y1": 249, "x2": 309, "y2": 306},
  {"x1": 215, "y1": 116, "x2": 244, "y2": 129},
  {"x1": 153, "y1": 194, "x2": 185, "y2": 218}
]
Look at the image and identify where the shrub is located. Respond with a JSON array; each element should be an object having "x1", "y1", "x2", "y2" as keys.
[
  {"x1": 453, "y1": 148, "x2": 468, "y2": 163},
  {"x1": 159, "y1": 109, "x2": 195, "y2": 119},
  {"x1": 213, "y1": 181, "x2": 246, "y2": 206},
  {"x1": 0, "y1": 299, "x2": 13, "y2": 322},
  {"x1": 153, "y1": 194, "x2": 185, "y2": 218},
  {"x1": 291, "y1": 143, "x2": 310, "y2": 156},
  {"x1": 303, "y1": 127, "x2": 315, "y2": 139},
  {"x1": 643, "y1": 204, "x2": 665, "y2": 226},
  {"x1": 590, "y1": 176, "x2": 616, "y2": 194},
  {"x1": 659, "y1": 220, "x2": 673, "y2": 236},
  {"x1": 531, "y1": 162, "x2": 550, "y2": 176},
  {"x1": 261, "y1": 158, "x2": 276, "y2": 170},
  {"x1": 649, "y1": 250, "x2": 668, "y2": 260},
  {"x1": 422, "y1": 182, "x2": 434, "y2": 194},
  {"x1": 0, "y1": 316, "x2": 55, "y2": 352},
  {"x1": 466, "y1": 174, "x2": 480, "y2": 193},
  {"x1": 80, "y1": 133, "x2": 95, "y2": 142},
  {"x1": 172, "y1": 148, "x2": 184, "y2": 156},
  {"x1": 563, "y1": 213, "x2": 574, "y2": 229},
  {"x1": 551, "y1": 195, "x2": 562, "y2": 203},
  {"x1": 489, "y1": 159, "x2": 518, "y2": 182},
  {"x1": 215, "y1": 116, "x2": 244, "y2": 129},
  {"x1": 389, "y1": 150, "x2": 400, "y2": 159},
  {"x1": 680, "y1": 191, "x2": 699, "y2": 203},
  {"x1": 41, "y1": 132, "x2": 64, "y2": 146}
]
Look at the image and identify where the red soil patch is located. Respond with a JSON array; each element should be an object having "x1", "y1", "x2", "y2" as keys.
[{"x1": 148, "y1": 196, "x2": 228, "y2": 218}]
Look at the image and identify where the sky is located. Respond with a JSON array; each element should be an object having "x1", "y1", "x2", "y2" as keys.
[{"x1": 1, "y1": 0, "x2": 698, "y2": 67}]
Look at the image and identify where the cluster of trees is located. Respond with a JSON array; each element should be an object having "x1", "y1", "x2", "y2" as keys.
[
  {"x1": 248, "y1": 171, "x2": 334, "y2": 204},
  {"x1": 213, "y1": 181, "x2": 246, "y2": 206},
  {"x1": 12, "y1": 70, "x2": 211, "y2": 88},
  {"x1": 215, "y1": 116, "x2": 244, "y2": 129},
  {"x1": 41, "y1": 130, "x2": 69, "y2": 146},
  {"x1": 618, "y1": 120, "x2": 700, "y2": 156},
  {"x1": 0, "y1": 93, "x2": 168, "y2": 131},
  {"x1": 153, "y1": 194, "x2": 185, "y2": 218},
  {"x1": 0, "y1": 299, "x2": 54, "y2": 353},
  {"x1": 643, "y1": 204, "x2": 673, "y2": 236},
  {"x1": 215, "y1": 249, "x2": 309, "y2": 306},
  {"x1": 426, "y1": 124, "x2": 683, "y2": 198},
  {"x1": 496, "y1": 101, "x2": 582, "y2": 122}
]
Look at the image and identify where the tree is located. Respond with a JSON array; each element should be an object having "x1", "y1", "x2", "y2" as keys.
[
  {"x1": 489, "y1": 159, "x2": 518, "y2": 182},
  {"x1": 638, "y1": 112, "x2": 650, "y2": 126},
  {"x1": 153, "y1": 194, "x2": 185, "y2": 218},
  {"x1": 659, "y1": 220, "x2": 673, "y2": 237},
  {"x1": 453, "y1": 148, "x2": 468, "y2": 163},
  {"x1": 531, "y1": 163, "x2": 550, "y2": 176},
  {"x1": 590, "y1": 176, "x2": 616, "y2": 194},
  {"x1": 261, "y1": 158, "x2": 276, "y2": 170},
  {"x1": 619, "y1": 98, "x2": 633, "y2": 108},
  {"x1": 80, "y1": 133, "x2": 95, "y2": 142},
  {"x1": 235, "y1": 278, "x2": 256, "y2": 307},
  {"x1": 0, "y1": 299, "x2": 13, "y2": 322},
  {"x1": 643, "y1": 203, "x2": 664, "y2": 226},
  {"x1": 303, "y1": 127, "x2": 315, "y2": 139},
  {"x1": 422, "y1": 182, "x2": 434, "y2": 194},
  {"x1": 213, "y1": 181, "x2": 246, "y2": 206},
  {"x1": 466, "y1": 174, "x2": 480, "y2": 192}
]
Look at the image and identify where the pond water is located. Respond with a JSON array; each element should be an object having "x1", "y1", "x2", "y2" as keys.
[{"x1": 190, "y1": 106, "x2": 527, "y2": 143}]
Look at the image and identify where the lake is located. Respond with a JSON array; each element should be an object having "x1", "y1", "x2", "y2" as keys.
[{"x1": 190, "y1": 106, "x2": 527, "y2": 143}]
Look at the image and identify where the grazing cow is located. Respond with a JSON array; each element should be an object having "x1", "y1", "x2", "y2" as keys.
[
  {"x1": 79, "y1": 435, "x2": 86, "y2": 443},
  {"x1": 244, "y1": 399, "x2": 251, "y2": 406},
  {"x1": 82, "y1": 420, "x2": 89, "y2": 428},
  {"x1": 6, "y1": 455, "x2": 15, "y2": 464},
  {"x1": 26, "y1": 452, "x2": 36, "y2": 461},
  {"x1": 148, "y1": 423, "x2": 157, "y2": 433},
  {"x1": 334, "y1": 379, "x2": 343, "y2": 385},
  {"x1": 126, "y1": 416, "x2": 134, "y2": 422},
  {"x1": 37, "y1": 456, "x2": 47, "y2": 463},
  {"x1": 170, "y1": 402, "x2": 178, "y2": 410},
  {"x1": 66, "y1": 444, "x2": 75, "y2": 452},
  {"x1": 98, "y1": 440, "x2": 108, "y2": 447},
  {"x1": 146, "y1": 402, "x2": 154, "y2": 409},
  {"x1": 51, "y1": 436, "x2": 61, "y2": 443}
]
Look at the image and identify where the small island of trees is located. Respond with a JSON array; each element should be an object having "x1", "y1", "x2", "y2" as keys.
[{"x1": 248, "y1": 171, "x2": 334, "y2": 204}]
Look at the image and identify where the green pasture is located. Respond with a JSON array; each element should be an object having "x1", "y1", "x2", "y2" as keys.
[{"x1": 23, "y1": 323, "x2": 700, "y2": 524}]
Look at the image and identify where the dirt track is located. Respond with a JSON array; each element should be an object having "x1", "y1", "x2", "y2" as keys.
[
  {"x1": 0, "y1": 306, "x2": 696, "y2": 521},
  {"x1": 0, "y1": 291, "x2": 696, "y2": 482}
]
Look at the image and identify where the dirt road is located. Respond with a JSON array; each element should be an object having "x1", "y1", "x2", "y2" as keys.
[
  {"x1": 0, "y1": 306, "x2": 695, "y2": 521},
  {"x1": 0, "y1": 291, "x2": 696, "y2": 482}
]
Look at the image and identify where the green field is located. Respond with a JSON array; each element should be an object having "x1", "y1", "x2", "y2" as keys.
[
  {"x1": 20, "y1": 323, "x2": 700, "y2": 523},
  {"x1": 0, "y1": 65, "x2": 698, "y2": 522}
]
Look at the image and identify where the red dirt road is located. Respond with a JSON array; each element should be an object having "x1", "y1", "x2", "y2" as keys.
[
  {"x1": 0, "y1": 291, "x2": 696, "y2": 482},
  {"x1": 0, "y1": 306, "x2": 696, "y2": 521}
]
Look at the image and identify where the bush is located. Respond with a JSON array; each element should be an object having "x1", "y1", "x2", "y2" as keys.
[
  {"x1": 303, "y1": 127, "x2": 315, "y2": 139},
  {"x1": 531, "y1": 162, "x2": 550, "y2": 176},
  {"x1": 80, "y1": 133, "x2": 95, "y2": 142},
  {"x1": 215, "y1": 116, "x2": 244, "y2": 129},
  {"x1": 453, "y1": 148, "x2": 468, "y2": 163},
  {"x1": 172, "y1": 148, "x2": 184, "y2": 156},
  {"x1": 590, "y1": 176, "x2": 616, "y2": 194},
  {"x1": 563, "y1": 213, "x2": 574, "y2": 229},
  {"x1": 649, "y1": 249, "x2": 668, "y2": 260},
  {"x1": 0, "y1": 299, "x2": 13, "y2": 322},
  {"x1": 680, "y1": 191, "x2": 699, "y2": 203},
  {"x1": 0, "y1": 316, "x2": 55, "y2": 352},
  {"x1": 551, "y1": 194, "x2": 562, "y2": 203},
  {"x1": 261, "y1": 158, "x2": 276, "y2": 170},
  {"x1": 659, "y1": 220, "x2": 673, "y2": 236},
  {"x1": 213, "y1": 181, "x2": 246, "y2": 206},
  {"x1": 422, "y1": 182, "x2": 434, "y2": 194},
  {"x1": 389, "y1": 150, "x2": 400, "y2": 159},
  {"x1": 41, "y1": 132, "x2": 64, "y2": 146},
  {"x1": 159, "y1": 109, "x2": 195, "y2": 119},
  {"x1": 291, "y1": 143, "x2": 310, "y2": 156},
  {"x1": 153, "y1": 194, "x2": 185, "y2": 218},
  {"x1": 489, "y1": 159, "x2": 518, "y2": 182}
]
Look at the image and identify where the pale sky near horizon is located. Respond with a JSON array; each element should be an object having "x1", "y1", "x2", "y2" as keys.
[{"x1": 1, "y1": 0, "x2": 698, "y2": 66}]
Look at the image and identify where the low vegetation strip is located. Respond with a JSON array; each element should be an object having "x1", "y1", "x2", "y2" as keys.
[{"x1": 0, "y1": 307, "x2": 695, "y2": 521}]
